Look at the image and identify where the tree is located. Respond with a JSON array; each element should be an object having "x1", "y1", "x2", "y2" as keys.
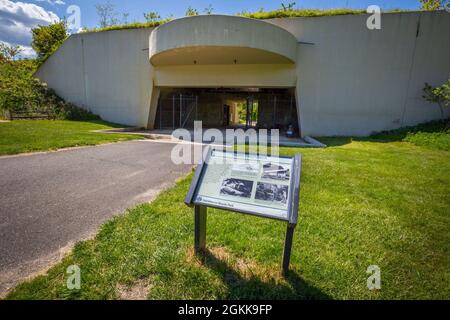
[
  {"x1": 419, "y1": 0, "x2": 450, "y2": 10},
  {"x1": 95, "y1": 1, "x2": 119, "y2": 28},
  {"x1": 281, "y1": 2, "x2": 296, "y2": 11},
  {"x1": 204, "y1": 4, "x2": 214, "y2": 14},
  {"x1": 0, "y1": 59, "x2": 39, "y2": 114},
  {"x1": 0, "y1": 43, "x2": 22, "y2": 62},
  {"x1": 31, "y1": 22, "x2": 68, "y2": 60},
  {"x1": 423, "y1": 79, "x2": 450, "y2": 120},
  {"x1": 122, "y1": 13, "x2": 129, "y2": 25},
  {"x1": 143, "y1": 11, "x2": 161, "y2": 23},
  {"x1": 185, "y1": 6, "x2": 199, "y2": 16}
]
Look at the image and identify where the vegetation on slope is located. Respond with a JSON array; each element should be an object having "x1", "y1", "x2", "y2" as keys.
[
  {"x1": 1, "y1": 40, "x2": 101, "y2": 122},
  {"x1": 370, "y1": 119, "x2": 449, "y2": 151}
]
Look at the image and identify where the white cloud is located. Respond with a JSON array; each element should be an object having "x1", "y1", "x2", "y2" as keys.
[
  {"x1": 35, "y1": 0, "x2": 66, "y2": 5},
  {"x1": 0, "y1": 0, "x2": 60, "y2": 50},
  {"x1": 0, "y1": 40, "x2": 35, "y2": 58},
  {"x1": 19, "y1": 44, "x2": 35, "y2": 57}
]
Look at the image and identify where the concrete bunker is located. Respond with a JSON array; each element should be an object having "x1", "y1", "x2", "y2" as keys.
[{"x1": 33, "y1": 12, "x2": 450, "y2": 136}]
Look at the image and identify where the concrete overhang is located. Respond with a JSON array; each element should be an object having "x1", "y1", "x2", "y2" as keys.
[{"x1": 149, "y1": 15, "x2": 298, "y2": 66}]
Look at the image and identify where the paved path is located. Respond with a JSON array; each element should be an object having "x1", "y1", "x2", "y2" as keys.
[{"x1": 0, "y1": 140, "x2": 192, "y2": 295}]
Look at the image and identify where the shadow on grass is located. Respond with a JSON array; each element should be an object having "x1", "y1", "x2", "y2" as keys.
[
  {"x1": 87, "y1": 119, "x2": 136, "y2": 128},
  {"x1": 316, "y1": 137, "x2": 353, "y2": 147},
  {"x1": 317, "y1": 136, "x2": 401, "y2": 147},
  {"x1": 198, "y1": 249, "x2": 332, "y2": 300}
]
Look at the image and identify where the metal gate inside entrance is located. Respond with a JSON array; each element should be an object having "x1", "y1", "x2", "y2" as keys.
[
  {"x1": 154, "y1": 88, "x2": 299, "y2": 134},
  {"x1": 156, "y1": 94, "x2": 198, "y2": 129}
]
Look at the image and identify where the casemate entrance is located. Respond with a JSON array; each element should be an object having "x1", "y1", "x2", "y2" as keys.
[{"x1": 154, "y1": 88, "x2": 299, "y2": 136}]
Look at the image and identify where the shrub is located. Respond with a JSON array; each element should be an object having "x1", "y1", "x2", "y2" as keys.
[
  {"x1": 32, "y1": 22, "x2": 68, "y2": 62},
  {"x1": 422, "y1": 79, "x2": 450, "y2": 120},
  {"x1": 370, "y1": 119, "x2": 449, "y2": 150},
  {"x1": 32, "y1": 84, "x2": 100, "y2": 121},
  {"x1": 57, "y1": 102, "x2": 101, "y2": 121},
  {"x1": 0, "y1": 59, "x2": 100, "y2": 121},
  {"x1": 0, "y1": 60, "x2": 38, "y2": 113}
]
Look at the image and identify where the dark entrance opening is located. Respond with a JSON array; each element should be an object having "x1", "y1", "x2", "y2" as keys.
[
  {"x1": 223, "y1": 104, "x2": 230, "y2": 127},
  {"x1": 154, "y1": 88, "x2": 299, "y2": 136}
]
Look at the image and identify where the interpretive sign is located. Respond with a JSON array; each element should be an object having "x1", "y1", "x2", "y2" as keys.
[{"x1": 185, "y1": 148, "x2": 302, "y2": 275}]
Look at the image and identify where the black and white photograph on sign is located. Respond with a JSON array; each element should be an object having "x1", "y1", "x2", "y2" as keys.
[
  {"x1": 231, "y1": 162, "x2": 260, "y2": 177},
  {"x1": 255, "y1": 182, "x2": 289, "y2": 205},
  {"x1": 262, "y1": 163, "x2": 291, "y2": 181},
  {"x1": 220, "y1": 178, "x2": 254, "y2": 199}
]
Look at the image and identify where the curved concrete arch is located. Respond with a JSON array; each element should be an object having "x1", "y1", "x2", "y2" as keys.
[{"x1": 149, "y1": 15, "x2": 298, "y2": 66}]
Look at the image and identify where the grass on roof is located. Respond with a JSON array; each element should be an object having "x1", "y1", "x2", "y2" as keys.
[
  {"x1": 237, "y1": 8, "x2": 368, "y2": 19},
  {"x1": 80, "y1": 20, "x2": 169, "y2": 34},
  {"x1": 81, "y1": 8, "x2": 410, "y2": 34}
]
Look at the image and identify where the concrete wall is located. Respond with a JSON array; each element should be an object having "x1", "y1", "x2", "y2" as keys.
[
  {"x1": 269, "y1": 11, "x2": 450, "y2": 136},
  {"x1": 150, "y1": 15, "x2": 298, "y2": 65},
  {"x1": 35, "y1": 12, "x2": 450, "y2": 136},
  {"x1": 153, "y1": 64, "x2": 297, "y2": 88},
  {"x1": 35, "y1": 28, "x2": 154, "y2": 127}
]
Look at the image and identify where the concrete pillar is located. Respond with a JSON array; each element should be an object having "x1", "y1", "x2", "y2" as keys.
[
  {"x1": 295, "y1": 83, "x2": 303, "y2": 138},
  {"x1": 146, "y1": 85, "x2": 161, "y2": 129}
]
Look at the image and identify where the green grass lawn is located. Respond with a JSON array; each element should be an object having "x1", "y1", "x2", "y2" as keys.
[
  {"x1": 6, "y1": 134, "x2": 449, "y2": 300},
  {"x1": 0, "y1": 120, "x2": 143, "y2": 156}
]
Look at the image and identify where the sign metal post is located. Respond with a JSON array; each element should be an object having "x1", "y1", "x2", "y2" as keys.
[
  {"x1": 282, "y1": 224, "x2": 296, "y2": 276},
  {"x1": 194, "y1": 205, "x2": 207, "y2": 253}
]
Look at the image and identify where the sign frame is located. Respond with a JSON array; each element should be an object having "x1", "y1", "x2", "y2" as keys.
[{"x1": 185, "y1": 147, "x2": 302, "y2": 275}]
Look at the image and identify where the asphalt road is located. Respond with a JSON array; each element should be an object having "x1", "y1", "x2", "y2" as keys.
[{"x1": 0, "y1": 140, "x2": 192, "y2": 295}]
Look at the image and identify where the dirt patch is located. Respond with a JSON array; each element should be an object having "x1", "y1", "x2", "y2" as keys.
[
  {"x1": 117, "y1": 278, "x2": 153, "y2": 300},
  {"x1": 186, "y1": 246, "x2": 283, "y2": 283}
]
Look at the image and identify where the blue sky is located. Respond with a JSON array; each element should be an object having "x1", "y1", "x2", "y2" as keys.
[
  {"x1": 0, "y1": 0, "x2": 422, "y2": 56},
  {"x1": 46, "y1": 0, "x2": 422, "y2": 28}
]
